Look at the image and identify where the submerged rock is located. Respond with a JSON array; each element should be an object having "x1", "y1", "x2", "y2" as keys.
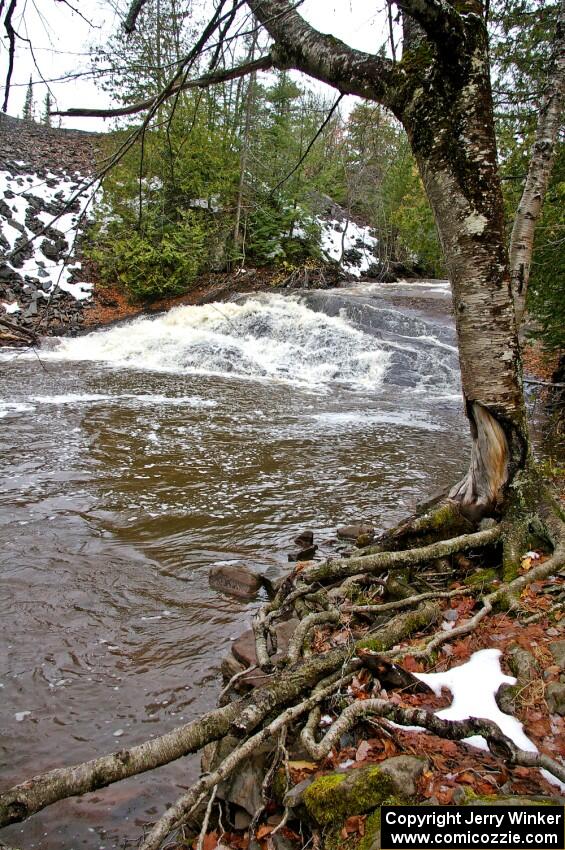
[
  {"x1": 337, "y1": 523, "x2": 375, "y2": 541},
  {"x1": 294, "y1": 529, "x2": 314, "y2": 548},
  {"x1": 288, "y1": 544, "x2": 317, "y2": 562},
  {"x1": 209, "y1": 562, "x2": 263, "y2": 599}
]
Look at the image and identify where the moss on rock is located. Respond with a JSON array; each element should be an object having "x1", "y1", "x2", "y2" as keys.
[{"x1": 303, "y1": 767, "x2": 395, "y2": 827}]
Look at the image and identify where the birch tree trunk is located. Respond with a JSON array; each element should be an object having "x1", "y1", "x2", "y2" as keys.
[
  {"x1": 509, "y1": 0, "x2": 565, "y2": 327},
  {"x1": 396, "y1": 10, "x2": 528, "y2": 518},
  {"x1": 248, "y1": 0, "x2": 531, "y2": 518}
]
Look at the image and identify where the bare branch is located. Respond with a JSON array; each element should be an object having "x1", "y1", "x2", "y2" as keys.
[
  {"x1": 123, "y1": 0, "x2": 148, "y2": 34},
  {"x1": 51, "y1": 54, "x2": 274, "y2": 118},
  {"x1": 2, "y1": 0, "x2": 18, "y2": 112},
  {"x1": 247, "y1": 0, "x2": 396, "y2": 107}
]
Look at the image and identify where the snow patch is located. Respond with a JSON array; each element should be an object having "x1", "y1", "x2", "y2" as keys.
[
  {"x1": 0, "y1": 168, "x2": 97, "y2": 301},
  {"x1": 319, "y1": 218, "x2": 379, "y2": 277},
  {"x1": 411, "y1": 649, "x2": 564, "y2": 792}
]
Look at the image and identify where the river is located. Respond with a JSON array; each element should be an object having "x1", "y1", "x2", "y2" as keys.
[{"x1": 0, "y1": 280, "x2": 470, "y2": 849}]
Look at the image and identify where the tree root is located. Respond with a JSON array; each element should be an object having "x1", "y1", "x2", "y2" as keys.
[
  {"x1": 195, "y1": 786, "x2": 217, "y2": 850},
  {"x1": 384, "y1": 540, "x2": 565, "y2": 661},
  {"x1": 0, "y1": 648, "x2": 349, "y2": 828},
  {"x1": 302, "y1": 525, "x2": 501, "y2": 584},
  {"x1": 299, "y1": 697, "x2": 565, "y2": 786},
  {"x1": 286, "y1": 609, "x2": 340, "y2": 664},
  {"x1": 3, "y1": 483, "x2": 564, "y2": 850},
  {"x1": 139, "y1": 675, "x2": 353, "y2": 850},
  {"x1": 342, "y1": 586, "x2": 476, "y2": 616}
]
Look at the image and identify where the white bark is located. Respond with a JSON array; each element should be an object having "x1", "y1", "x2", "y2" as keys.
[{"x1": 509, "y1": 0, "x2": 565, "y2": 327}]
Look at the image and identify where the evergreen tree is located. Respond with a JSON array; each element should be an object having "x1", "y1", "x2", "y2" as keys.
[
  {"x1": 22, "y1": 77, "x2": 34, "y2": 121},
  {"x1": 42, "y1": 92, "x2": 52, "y2": 127}
]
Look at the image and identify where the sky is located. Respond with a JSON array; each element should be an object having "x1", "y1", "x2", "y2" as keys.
[{"x1": 1, "y1": 0, "x2": 392, "y2": 131}]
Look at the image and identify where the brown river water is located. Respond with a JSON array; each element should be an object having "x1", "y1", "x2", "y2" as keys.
[{"x1": 0, "y1": 281, "x2": 470, "y2": 849}]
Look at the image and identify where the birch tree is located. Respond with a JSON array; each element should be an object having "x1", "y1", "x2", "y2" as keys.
[{"x1": 1, "y1": 3, "x2": 564, "y2": 848}]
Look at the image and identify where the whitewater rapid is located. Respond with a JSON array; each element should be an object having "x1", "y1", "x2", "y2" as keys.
[{"x1": 26, "y1": 290, "x2": 459, "y2": 398}]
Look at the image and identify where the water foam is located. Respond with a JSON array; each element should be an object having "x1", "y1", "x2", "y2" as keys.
[{"x1": 45, "y1": 295, "x2": 391, "y2": 390}]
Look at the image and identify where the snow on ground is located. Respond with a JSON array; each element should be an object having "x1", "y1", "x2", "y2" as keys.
[
  {"x1": 0, "y1": 168, "x2": 97, "y2": 315},
  {"x1": 412, "y1": 649, "x2": 565, "y2": 792},
  {"x1": 319, "y1": 217, "x2": 379, "y2": 277}
]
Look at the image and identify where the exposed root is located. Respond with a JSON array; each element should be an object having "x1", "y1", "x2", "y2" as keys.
[
  {"x1": 342, "y1": 586, "x2": 476, "y2": 616},
  {"x1": 364, "y1": 497, "x2": 473, "y2": 554},
  {"x1": 302, "y1": 525, "x2": 501, "y2": 584},
  {"x1": 139, "y1": 675, "x2": 352, "y2": 850},
  {"x1": 0, "y1": 648, "x2": 349, "y2": 827},
  {"x1": 286, "y1": 609, "x2": 340, "y2": 664},
  {"x1": 385, "y1": 539, "x2": 565, "y2": 661},
  {"x1": 195, "y1": 786, "x2": 217, "y2": 850},
  {"x1": 249, "y1": 728, "x2": 287, "y2": 839},
  {"x1": 3, "y1": 478, "x2": 564, "y2": 850},
  {"x1": 299, "y1": 698, "x2": 565, "y2": 786}
]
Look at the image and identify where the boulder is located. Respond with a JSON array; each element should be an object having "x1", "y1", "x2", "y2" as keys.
[
  {"x1": 337, "y1": 523, "x2": 375, "y2": 541},
  {"x1": 209, "y1": 562, "x2": 262, "y2": 599},
  {"x1": 231, "y1": 617, "x2": 299, "y2": 670},
  {"x1": 301, "y1": 756, "x2": 427, "y2": 826},
  {"x1": 208, "y1": 737, "x2": 273, "y2": 815},
  {"x1": 220, "y1": 651, "x2": 245, "y2": 682}
]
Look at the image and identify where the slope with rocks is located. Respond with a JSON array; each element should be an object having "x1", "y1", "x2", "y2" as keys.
[{"x1": 0, "y1": 114, "x2": 101, "y2": 344}]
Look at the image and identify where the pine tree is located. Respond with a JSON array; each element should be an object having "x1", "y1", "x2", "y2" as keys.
[
  {"x1": 42, "y1": 92, "x2": 52, "y2": 127},
  {"x1": 22, "y1": 77, "x2": 34, "y2": 121}
]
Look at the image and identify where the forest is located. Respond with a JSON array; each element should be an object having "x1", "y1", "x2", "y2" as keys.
[{"x1": 0, "y1": 1, "x2": 563, "y2": 850}]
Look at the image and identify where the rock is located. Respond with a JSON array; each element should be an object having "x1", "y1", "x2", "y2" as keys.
[
  {"x1": 287, "y1": 544, "x2": 317, "y2": 562},
  {"x1": 217, "y1": 742, "x2": 273, "y2": 814},
  {"x1": 232, "y1": 618, "x2": 299, "y2": 671},
  {"x1": 209, "y1": 562, "x2": 262, "y2": 599},
  {"x1": 377, "y1": 755, "x2": 427, "y2": 797},
  {"x1": 549, "y1": 640, "x2": 565, "y2": 671},
  {"x1": 283, "y1": 776, "x2": 316, "y2": 808},
  {"x1": 294, "y1": 529, "x2": 314, "y2": 548},
  {"x1": 233, "y1": 809, "x2": 252, "y2": 830},
  {"x1": 220, "y1": 651, "x2": 245, "y2": 682},
  {"x1": 443, "y1": 609, "x2": 458, "y2": 622},
  {"x1": 337, "y1": 523, "x2": 375, "y2": 541},
  {"x1": 40, "y1": 236, "x2": 68, "y2": 261},
  {"x1": 270, "y1": 834, "x2": 301, "y2": 850},
  {"x1": 302, "y1": 756, "x2": 427, "y2": 826},
  {"x1": 546, "y1": 682, "x2": 565, "y2": 715}
]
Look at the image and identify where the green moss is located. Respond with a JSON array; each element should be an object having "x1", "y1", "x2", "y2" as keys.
[
  {"x1": 463, "y1": 567, "x2": 499, "y2": 588},
  {"x1": 303, "y1": 767, "x2": 395, "y2": 827},
  {"x1": 359, "y1": 808, "x2": 382, "y2": 850}
]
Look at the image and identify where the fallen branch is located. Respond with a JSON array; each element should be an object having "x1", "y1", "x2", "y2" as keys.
[
  {"x1": 302, "y1": 525, "x2": 501, "y2": 584},
  {"x1": 140, "y1": 675, "x2": 352, "y2": 850},
  {"x1": 0, "y1": 648, "x2": 348, "y2": 827}
]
